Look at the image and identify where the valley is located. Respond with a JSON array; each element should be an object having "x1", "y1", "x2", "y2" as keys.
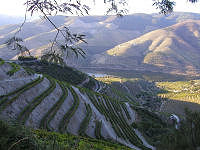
[
  {"x1": 0, "y1": 11, "x2": 200, "y2": 150},
  {"x1": 1, "y1": 12, "x2": 200, "y2": 75},
  {"x1": 0, "y1": 60, "x2": 161, "y2": 150}
]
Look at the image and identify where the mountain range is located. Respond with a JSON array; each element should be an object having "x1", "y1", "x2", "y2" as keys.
[
  {"x1": 0, "y1": 12, "x2": 200, "y2": 75},
  {"x1": 92, "y1": 20, "x2": 200, "y2": 75}
]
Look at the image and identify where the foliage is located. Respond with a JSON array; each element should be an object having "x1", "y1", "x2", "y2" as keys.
[
  {"x1": 95, "y1": 121, "x2": 103, "y2": 140},
  {"x1": 153, "y1": 0, "x2": 175, "y2": 14},
  {"x1": 157, "y1": 80, "x2": 200, "y2": 104},
  {"x1": 158, "y1": 109, "x2": 200, "y2": 150},
  {"x1": 132, "y1": 106, "x2": 171, "y2": 146},
  {"x1": 83, "y1": 77, "x2": 96, "y2": 90},
  {"x1": 22, "y1": 66, "x2": 35, "y2": 75},
  {"x1": 81, "y1": 88, "x2": 150, "y2": 149},
  {"x1": 0, "y1": 120, "x2": 35, "y2": 150},
  {"x1": 0, "y1": 58, "x2": 5, "y2": 66},
  {"x1": 25, "y1": 0, "x2": 89, "y2": 65},
  {"x1": 121, "y1": 103, "x2": 131, "y2": 120},
  {"x1": 97, "y1": 76, "x2": 163, "y2": 111},
  {"x1": 41, "y1": 51, "x2": 65, "y2": 66},
  {"x1": 5, "y1": 37, "x2": 30, "y2": 56},
  {"x1": 21, "y1": 61, "x2": 87, "y2": 85},
  {"x1": 0, "y1": 120, "x2": 132, "y2": 150},
  {"x1": 18, "y1": 56, "x2": 37, "y2": 61}
]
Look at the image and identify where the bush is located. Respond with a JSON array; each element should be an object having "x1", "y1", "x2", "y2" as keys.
[
  {"x1": 18, "y1": 56, "x2": 37, "y2": 61},
  {"x1": 158, "y1": 109, "x2": 200, "y2": 150},
  {"x1": 0, "y1": 58, "x2": 4, "y2": 66},
  {"x1": 22, "y1": 61, "x2": 87, "y2": 85}
]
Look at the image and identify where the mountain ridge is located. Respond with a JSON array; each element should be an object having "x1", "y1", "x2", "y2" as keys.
[
  {"x1": 90, "y1": 19, "x2": 200, "y2": 75},
  {"x1": 0, "y1": 12, "x2": 200, "y2": 75}
]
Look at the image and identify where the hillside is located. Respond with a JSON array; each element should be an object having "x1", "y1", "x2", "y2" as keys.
[
  {"x1": 1, "y1": 12, "x2": 200, "y2": 66},
  {"x1": 1, "y1": 12, "x2": 200, "y2": 150},
  {"x1": 1, "y1": 59, "x2": 170, "y2": 150},
  {"x1": 0, "y1": 119, "x2": 132, "y2": 150},
  {"x1": 95, "y1": 75, "x2": 200, "y2": 116},
  {"x1": 91, "y1": 20, "x2": 200, "y2": 75}
]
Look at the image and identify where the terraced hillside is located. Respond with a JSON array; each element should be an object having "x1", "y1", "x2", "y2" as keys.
[
  {"x1": 96, "y1": 76, "x2": 164, "y2": 111},
  {"x1": 95, "y1": 74, "x2": 200, "y2": 117},
  {"x1": 0, "y1": 59, "x2": 166, "y2": 150}
]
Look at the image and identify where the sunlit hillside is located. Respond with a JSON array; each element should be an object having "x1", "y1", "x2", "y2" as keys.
[
  {"x1": 1, "y1": 13, "x2": 200, "y2": 72},
  {"x1": 91, "y1": 20, "x2": 200, "y2": 75}
]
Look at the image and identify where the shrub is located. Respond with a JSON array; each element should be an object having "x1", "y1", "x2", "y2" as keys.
[
  {"x1": 0, "y1": 58, "x2": 4, "y2": 66},
  {"x1": 18, "y1": 56, "x2": 37, "y2": 61}
]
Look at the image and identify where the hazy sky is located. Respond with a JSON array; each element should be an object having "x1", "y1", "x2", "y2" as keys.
[{"x1": 0, "y1": 0, "x2": 200, "y2": 17}]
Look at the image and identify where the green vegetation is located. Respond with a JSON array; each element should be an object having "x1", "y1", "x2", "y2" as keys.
[
  {"x1": 6, "y1": 62, "x2": 21, "y2": 76},
  {"x1": 0, "y1": 120, "x2": 132, "y2": 150},
  {"x1": 59, "y1": 85, "x2": 80, "y2": 133},
  {"x1": 22, "y1": 61, "x2": 87, "y2": 85},
  {"x1": 18, "y1": 56, "x2": 37, "y2": 61},
  {"x1": 102, "y1": 95, "x2": 150, "y2": 149},
  {"x1": 17, "y1": 76, "x2": 56, "y2": 124},
  {"x1": 81, "y1": 88, "x2": 150, "y2": 149},
  {"x1": 40, "y1": 81, "x2": 68, "y2": 130},
  {"x1": 78, "y1": 103, "x2": 92, "y2": 136},
  {"x1": 121, "y1": 103, "x2": 131, "y2": 120},
  {"x1": 97, "y1": 76, "x2": 163, "y2": 111},
  {"x1": 95, "y1": 121, "x2": 103, "y2": 140},
  {"x1": 83, "y1": 77, "x2": 96, "y2": 90},
  {"x1": 158, "y1": 109, "x2": 200, "y2": 150},
  {"x1": 0, "y1": 77, "x2": 44, "y2": 113},
  {"x1": 0, "y1": 58, "x2": 4, "y2": 66},
  {"x1": 22, "y1": 66, "x2": 35, "y2": 75},
  {"x1": 157, "y1": 80, "x2": 200, "y2": 104},
  {"x1": 131, "y1": 106, "x2": 170, "y2": 147},
  {"x1": 3, "y1": 60, "x2": 199, "y2": 149}
]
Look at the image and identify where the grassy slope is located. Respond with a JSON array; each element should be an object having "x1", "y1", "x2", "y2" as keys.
[{"x1": 0, "y1": 120, "x2": 131, "y2": 150}]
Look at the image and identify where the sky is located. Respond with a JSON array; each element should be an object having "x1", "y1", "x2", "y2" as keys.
[{"x1": 0, "y1": 0, "x2": 200, "y2": 17}]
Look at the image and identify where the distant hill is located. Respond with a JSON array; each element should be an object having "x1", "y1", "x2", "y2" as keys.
[
  {"x1": 0, "y1": 12, "x2": 200, "y2": 74},
  {"x1": 90, "y1": 20, "x2": 200, "y2": 75}
]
